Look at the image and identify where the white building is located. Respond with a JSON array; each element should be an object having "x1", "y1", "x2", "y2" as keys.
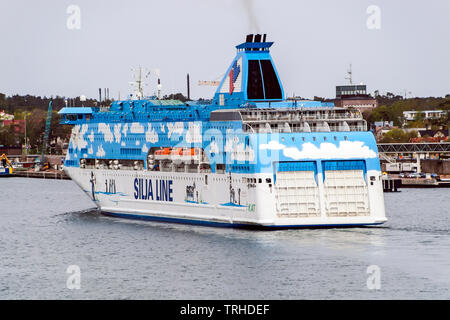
[{"x1": 403, "y1": 110, "x2": 446, "y2": 122}]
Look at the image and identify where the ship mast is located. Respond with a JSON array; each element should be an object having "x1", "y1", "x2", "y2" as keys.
[{"x1": 130, "y1": 66, "x2": 150, "y2": 99}]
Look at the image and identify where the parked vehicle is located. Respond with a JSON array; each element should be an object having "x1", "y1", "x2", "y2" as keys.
[{"x1": 407, "y1": 172, "x2": 422, "y2": 178}]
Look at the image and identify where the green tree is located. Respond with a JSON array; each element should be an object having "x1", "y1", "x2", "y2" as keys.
[
  {"x1": 0, "y1": 124, "x2": 21, "y2": 146},
  {"x1": 380, "y1": 129, "x2": 417, "y2": 143}
]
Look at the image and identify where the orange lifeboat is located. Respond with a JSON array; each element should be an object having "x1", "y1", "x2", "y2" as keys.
[
  {"x1": 181, "y1": 148, "x2": 200, "y2": 163},
  {"x1": 182, "y1": 148, "x2": 198, "y2": 156},
  {"x1": 170, "y1": 148, "x2": 183, "y2": 156},
  {"x1": 154, "y1": 148, "x2": 171, "y2": 160}
]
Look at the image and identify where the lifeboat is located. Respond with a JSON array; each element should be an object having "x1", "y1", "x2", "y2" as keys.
[
  {"x1": 154, "y1": 148, "x2": 171, "y2": 160},
  {"x1": 181, "y1": 148, "x2": 201, "y2": 163},
  {"x1": 170, "y1": 148, "x2": 184, "y2": 164}
]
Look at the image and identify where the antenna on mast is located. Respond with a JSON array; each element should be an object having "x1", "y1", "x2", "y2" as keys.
[
  {"x1": 129, "y1": 66, "x2": 147, "y2": 99},
  {"x1": 129, "y1": 67, "x2": 159, "y2": 99},
  {"x1": 153, "y1": 68, "x2": 161, "y2": 99},
  {"x1": 345, "y1": 64, "x2": 353, "y2": 85}
]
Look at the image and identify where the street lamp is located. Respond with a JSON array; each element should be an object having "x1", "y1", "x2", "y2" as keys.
[{"x1": 24, "y1": 111, "x2": 31, "y2": 156}]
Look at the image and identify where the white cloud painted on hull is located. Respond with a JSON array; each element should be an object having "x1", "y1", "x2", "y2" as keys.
[
  {"x1": 145, "y1": 124, "x2": 159, "y2": 143},
  {"x1": 225, "y1": 135, "x2": 255, "y2": 161},
  {"x1": 260, "y1": 140, "x2": 377, "y2": 160},
  {"x1": 209, "y1": 141, "x2": 219, "y2": 154},
  {"x1": 96, "y1": 144, "x2": 106, "y2": 157},
  {"x1": 185, "y1": 122, "x2": 202, "y2": 143},
  {"x1": 114, "y1": 124, "x2": 122, "y2": 143},
  {"x1": 98, "y1": 123, "x2": 113, "y2": 143},
  {"x1": 122, "y1": 123, "x2": 129, "y2": 138},
  {"x1": 88, "y1": 130, "x2": 94, "y2": 143},
  {"x1": 167, "y1": 122, "x2": 184, "y2": 139},
  {"x1": 70, "y1": 124, "x2": 89, "y2": 150},
  {"x1": 130, "y1": 122, "x2": 145, "y2": 134}
]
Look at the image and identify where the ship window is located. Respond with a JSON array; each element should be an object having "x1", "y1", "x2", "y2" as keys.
[
  {"x1": 260, "y1": 59, "x2": 282, "y2": 99},
  {"x1": 247, "y1": 60, "x2": 264, "y2": 99}
]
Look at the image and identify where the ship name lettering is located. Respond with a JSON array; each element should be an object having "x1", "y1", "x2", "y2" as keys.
[{"x1": 134, "y1": 178, "x2": 173, "y2": 202}]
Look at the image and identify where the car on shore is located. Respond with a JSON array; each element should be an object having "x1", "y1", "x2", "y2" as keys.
[{"x1": 407, "y1": 172, "x2": 422, "y2": 178}]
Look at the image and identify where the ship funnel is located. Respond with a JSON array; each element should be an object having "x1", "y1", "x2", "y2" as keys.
[{"x1": 212, "y1": 34, "x2": 284, "y2": 106}]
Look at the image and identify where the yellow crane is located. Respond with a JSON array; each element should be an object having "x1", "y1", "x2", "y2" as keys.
[
  {"x1": 197, "y1": 73, "x2": 224, "y2": 87},
  {"x1": 0, "y1": 153, "x2": 14, "y2": 175},
  {"x1": 197, "y1": 80, "x2": 220, "y2": 86}
]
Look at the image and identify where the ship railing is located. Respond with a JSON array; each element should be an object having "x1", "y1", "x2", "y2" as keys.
[
  {"x1": 242, "y1": 119, "x2": 367, "y2": 133},
  {"x1": 241, "y1": 113, "x2": 363, "y2": 122},
  {"x1": 80, "y1": 159, "x2": 145, "y2": 170}
]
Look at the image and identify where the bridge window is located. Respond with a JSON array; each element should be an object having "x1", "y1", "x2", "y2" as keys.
[
  {"x1": 247, "y1": 60, "x2": 264, "y2": 99},
  {"x1": 260, "y1": 59, "x2": 282, "y2": 99}
]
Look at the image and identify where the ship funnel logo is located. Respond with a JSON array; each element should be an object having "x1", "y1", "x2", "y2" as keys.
[
  {"x1": 229, "y1": 60, "x2": 241, "y2": 95},
  {"x1": 220, "y1": 57, "x2": 242, "y2": 95}
]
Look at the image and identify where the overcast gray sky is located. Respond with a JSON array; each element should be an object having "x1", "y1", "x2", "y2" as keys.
[{"x1": 0, "y1": 0, "x2": 449, "y2": 100}]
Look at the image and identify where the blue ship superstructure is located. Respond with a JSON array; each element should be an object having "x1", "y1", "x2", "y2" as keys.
[{"x1": 60, "y1": 34, "x2": 387, "y2": 228}]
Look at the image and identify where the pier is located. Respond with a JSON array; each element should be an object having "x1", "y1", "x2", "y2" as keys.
[
  {"x1": 14, "y1": 170, "x2": 70, "y2": 180},
  {"x1": 382, "y1": 178, "x2": 402, "y2": 192}
]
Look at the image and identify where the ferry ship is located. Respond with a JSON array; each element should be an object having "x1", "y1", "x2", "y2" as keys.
[{"x1": 59, "y1": 34, "x2": 387, "y2": 228}]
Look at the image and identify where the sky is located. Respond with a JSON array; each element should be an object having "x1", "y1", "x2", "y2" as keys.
[{"x1": 0, "y1": 0, "x2": 449, "y2": 100}]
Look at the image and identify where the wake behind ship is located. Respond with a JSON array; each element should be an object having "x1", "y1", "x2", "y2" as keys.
[{"x1": 59, "y1": 34, "x2": 387, "y2": 228}]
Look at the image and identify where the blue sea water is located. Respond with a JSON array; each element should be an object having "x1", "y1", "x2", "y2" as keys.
[{"x1": 0, "y1": 177, "x2": 448, "y2": 299}]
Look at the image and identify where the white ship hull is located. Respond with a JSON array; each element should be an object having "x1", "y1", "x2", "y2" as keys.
[{"x1": 66, "y1": 167, "x2": 387, "y2": 228}]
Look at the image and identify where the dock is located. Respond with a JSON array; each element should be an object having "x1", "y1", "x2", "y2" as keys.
[
  {"x1": 13, "y1": 170, "x2": 70, "y2": 180},
  {"x1": 401, "y1": 178, "x2": 450, "y2": 188},
  {"x1": 382, "y1": 178, "x2": 402, "y2": 192}
]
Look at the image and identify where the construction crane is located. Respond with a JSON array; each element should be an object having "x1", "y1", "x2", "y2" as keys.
[
  {"x1": 197, "y1": 80, "x2": 220, "y2": 86},
  {"x1": 0, "y1": 153, "x2": 14, "y2": 175},
  {"x1": 197, "y1": 73, "x2": 224, "y2": 87},
  {"x1": 40, "y1": 101, "x2": 53, "y2": 166}
]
